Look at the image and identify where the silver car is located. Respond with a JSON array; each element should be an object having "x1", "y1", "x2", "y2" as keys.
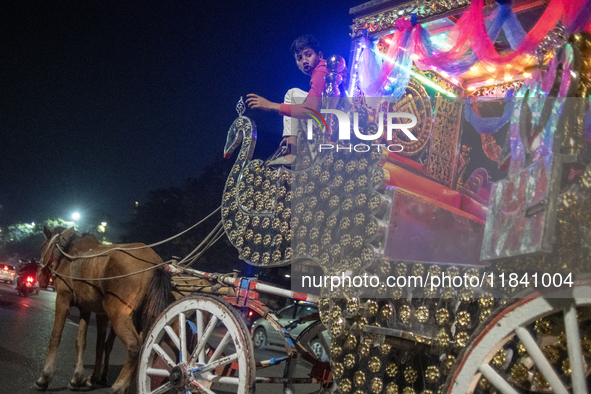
[
  {"x1": 250, "y1": 301, "x2": 329, "y2": 360},
  {"x1": 0, "y1": 264, "x2": 16, "y2": 283}
]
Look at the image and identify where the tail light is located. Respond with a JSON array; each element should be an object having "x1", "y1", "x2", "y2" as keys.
[
  {"x1": 248, "y1": 311, "x2": 253, "y2": 317},
  {"x1": 26, "y1": 276, "x2": 34, "y2": 283}
]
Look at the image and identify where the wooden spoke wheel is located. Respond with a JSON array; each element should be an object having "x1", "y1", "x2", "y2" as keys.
[
  {"x1": 446, "y1": 282, "x2": 591, "y2": 394},
  {"x1": 137, "y1": 294, "x2": 256, "y2": 394}
]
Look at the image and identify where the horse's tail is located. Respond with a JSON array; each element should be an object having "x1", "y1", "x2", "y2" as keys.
[{"x1": 138, "y1": 267, "x2": 175, "y2": 335}]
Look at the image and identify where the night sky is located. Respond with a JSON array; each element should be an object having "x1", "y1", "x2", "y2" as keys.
[{"x1": 0, "y1": 0, "x2": 361, "y2": 227}]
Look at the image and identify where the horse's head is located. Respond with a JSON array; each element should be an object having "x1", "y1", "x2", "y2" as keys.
[{"x1": 39, "y1": 226, "x2": 77, "y2": 279}]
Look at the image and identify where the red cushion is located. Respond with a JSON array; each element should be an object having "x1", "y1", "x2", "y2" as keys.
[
  {"x1": 383, "y1": 161, "x2": 462, "y2": 209},
  {"x1": 460, "y1": 194, "x2": 489, "y2": 222}
]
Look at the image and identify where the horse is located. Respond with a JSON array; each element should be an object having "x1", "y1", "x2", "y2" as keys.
[{"x1": 35, "y1": 226, "x2": 174, "y2": 394}]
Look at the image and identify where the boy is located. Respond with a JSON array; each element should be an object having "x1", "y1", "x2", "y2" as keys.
[{"x1": 246, "y1": 34, "x2": 328, "y2": 165}]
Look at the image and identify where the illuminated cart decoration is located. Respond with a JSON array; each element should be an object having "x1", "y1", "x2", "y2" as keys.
[{"x1": 136, "y1": 0, "x2": 591, "y2": 393}]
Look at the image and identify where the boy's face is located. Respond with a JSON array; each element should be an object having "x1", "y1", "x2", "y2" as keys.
[{"x1": 295, "y1": 47, "x2": 323, "y2": 76}]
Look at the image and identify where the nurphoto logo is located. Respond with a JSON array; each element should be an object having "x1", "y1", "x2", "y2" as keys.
[{"x1": 305, "y1": 108, "x2": 417, "y2": 153}]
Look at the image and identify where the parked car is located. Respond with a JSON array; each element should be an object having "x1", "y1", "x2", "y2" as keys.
[
  {"x1": 0, "y1": 264, "x2": 16, "y2": 283},
  {"x1": 251, "y1": 301, "x2": 327, "y2": 360}
]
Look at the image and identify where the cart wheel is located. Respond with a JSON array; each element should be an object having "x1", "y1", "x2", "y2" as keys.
[
  {"x1": 446, "y1": 282, "x2": 591, "y2": 394},
  {"x1": 284, "y1": 321, "x2": 338, "y2": 393},
  {"x1": 137, "y1": 294, "x2": 256, "y2": 394}
]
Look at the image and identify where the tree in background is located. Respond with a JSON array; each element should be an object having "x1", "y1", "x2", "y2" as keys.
[{"x1": 123, "y1": 159, "x2": 240, "y2": 273}]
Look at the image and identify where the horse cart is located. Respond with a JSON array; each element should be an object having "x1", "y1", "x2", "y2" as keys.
[{"x1": 136, "y1": 1, "x2": 591, "y2": 393}]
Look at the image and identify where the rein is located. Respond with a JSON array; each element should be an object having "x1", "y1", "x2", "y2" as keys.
[{"x1": 38, "y1": 207, "x2": 223, "y2": 282}]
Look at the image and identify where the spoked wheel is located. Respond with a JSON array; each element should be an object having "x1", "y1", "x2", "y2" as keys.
[
  {"x1": 284, "y1": 321, "x2": 338, "y2": 394},
  {"x1": 137, "y1": 294, "x2": 256, "y2": 394},
  {"x1": 446, "y1": 282, "x2": 591, "y2": 394}
]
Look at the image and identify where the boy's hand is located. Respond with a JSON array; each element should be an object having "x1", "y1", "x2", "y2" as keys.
[{"x1": 246, "y1": 94, "x2": 280, "y2": 112}]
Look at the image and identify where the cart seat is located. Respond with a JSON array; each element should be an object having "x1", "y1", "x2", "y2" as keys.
[{"x1": 383, "y1": 158, "x2": 489, "y2": 223}]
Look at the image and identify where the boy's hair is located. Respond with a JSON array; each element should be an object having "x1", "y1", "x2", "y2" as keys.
[{"x1": 290, "y1": 35, "x2": 321, "y2": 56}]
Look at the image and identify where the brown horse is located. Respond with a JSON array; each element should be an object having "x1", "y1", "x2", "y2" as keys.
[{"x1": 35, "y1": 226, "x2": 174, "y2": 394}]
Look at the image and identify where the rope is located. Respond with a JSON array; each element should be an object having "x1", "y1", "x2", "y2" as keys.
[
  {"x1": 177, "y1": 220, "x2": 224, "y2": 265},
  {"x1": 56, "y1": 207, "x2": 221, "y2": 260},
  {"x1": 51, "y1": 261, "x2": 172, "y2": 281}
]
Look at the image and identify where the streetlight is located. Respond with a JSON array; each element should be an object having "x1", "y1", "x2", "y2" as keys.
[{"x1": 72, "y1": 212, "x2": 81, "y2": 221}]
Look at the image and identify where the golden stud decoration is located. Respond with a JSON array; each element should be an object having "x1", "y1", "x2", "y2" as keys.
[
  {"x1": 516, "y1": 341, "x2": 528, "y2": 357},
  {"x1": 435, "y1": 309, "x2": 450, "y2": 326},
  {"x1": 533, "y1": 371, "x2": 549, "y2": 389},
  {"x1": 386, "y1": 382, "x2": 399, "y2": 394},
  {"x1": 441, "y1": 287, "x2": 455, "y2": 302},
  {"x1": 354, "y1": 213, "x2": 365, "y2": 226},
  {"x1": 562, "y1": 359, "x2": 571, "y2": 376},
  {"x1": 340, "y1": 217, "x2": 351, "y2": 230},
  {"x1": 284, "y1": 247, "x2": 292, "y2": 259},
  {"x1": 359, "y1": 341, "x2": 370, "y2": 358},
  {"x1": 241, "y1": 247, "x2": 251, "y2": 258},
  {"x1": 381, "y1": 303, "x2": 394, "y2": 320},
  {"x1": 458, "y1": 288, "x2": 474, "y2": 303},
  {"x1": 455, "y1": 331, "x2": 469, "y2": 347},
  {"x1": 399, "y1": 305, "x2": 411, "y2": 323},
  {"x1": 345, "y1": 334, "x2": 358, "y2": 350},
  {"x1": 412, "y1": 263, "x2": 425, "y2": 277},
  {"x1": 368, "y1": 195, "x2": 380, "y2": 210},
  {"x1": 272, "y1": 250, "x2": 282, "y2": 262},
  {"x1": 356, "y1": 193, "x2": 367, "y2": 207},
  {"x1": 344, "y1": 180, "x2": 355, "y2": 193},
  {"x1": 332, "y1": 363, "x2": 345, "y2": 378},
  {"x1": 428, "y1": 265, "x2": 441, "y2": 277},
  {"x1": 261, "y1": 252, "x2": 270, "y2": 265},
  {"x1": 251, "y1": 252, "x2": 260, "y2": 264},
  {"x1": 344, "y1": 353, "x2": 356, "y2": 369},
  {"x1": 357, "y1": 174, "x2": 368, "y2": 188},
  {"x1": 479, "y1": 309, "x2": 491, "y2": 322},
  {"x1": 383, "y1": 360, "x2": 399, "y2": 378},
  {"x1": 558, "y1": 332, "x2": 567, "y2": 348},
  {"x1": 542, "y1": 345, "x2": 560, "y2": 363},
  {"x1": 435, "y1": 331, "x2": 450, "y2": 348},
  {"x1": 333, "y1": 175, "x2": 343, "y2": 188},
  {"x1": 331, "y1": 345, "x2": 342, "y2": 359},
  {"x1": 369, "y1": 356, "x2": 381, "y2": 373},
  {"x1": 331, "y1": 305, "x2": 342, "y2": 320},
  {"x1": 479, "y1": 293, "x2": 494, "y2": 308},
  {"x1": 492, "y1": 349, "x2": 506, "y2": 369},
  {"x1": 446, "y1": 266, "x2": 459, "y2": 278},
  {"x1": 366, "y1": 300, "x2": 379, "y2": 316},
  {"x1": 340, "y1": 234, "x2": 352, "y2": 247},
  {"x1": 340, "y1": 378, "x2": 352, "y2": 393},
  {"x1": 272, "y1": 218, "x2": 281, "y2": 230},
  {"x1": 330, "y1": 317, "x2": 345, "y2": 338},
  {"x1": 347, "y1": 298, "x2": 359, "y2": 315},
  {"x1": 441, "y1": 355, "x2": 455, "y2": 375},
  {"x1": 251, "y1": 216, "x2": 261, "y2": 227},
  {"x1": 404, "y1": 367, "x2": 418, "y2": 384},
  {"x1": 456, "y1": 311, "x2": 470, "y2": 328},
  {"x1": 535, "y1": 318, "x2": 553, "y2": 335},
  {"x1": 253, "y1": 233, "x2": 262, "y2": 245},
  {"x1": 511, "y1": 363, "x2": 529, "y2": 383},
  {"x1": 263, "y1": 234, "x2": 272, "y2": 247},
  {"x1": 379, "y1": 343, "x2": 392, "y2": 356},
  {"x1": 416, "y1": 306, "x2": 429, "y2": 323},
  {"x1": 319, "y1": 171, "x2": 331, "y2": 184},
  {"x1": 478, "y1": 377, "x2": 490, "y2": 390},
  {"x1": 354, "y1": 371, "x2": 366, "y2": 387},
  {"x1": 371, "y1": 378, "x2": 383, "y2": 394},
  {"x1": 425, "y1": 366, "x2": 440, "y2": 384}
]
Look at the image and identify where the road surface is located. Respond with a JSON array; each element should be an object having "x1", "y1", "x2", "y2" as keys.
[{"x1": 0, "y1": 281, "x2": 318, "y2": 393}]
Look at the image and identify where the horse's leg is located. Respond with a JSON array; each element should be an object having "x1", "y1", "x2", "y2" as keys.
[
  {"x1": 69, "y1": 308, "x2": 90, "y2": 390},
  {"x1": 100, "y1": 322, "x2": 117, "y2": 384},
  {"x1": 105, "y1": 306, "x2": 141, "y2": 394},
  {"x1": 34, "y1": 294, "x2": 70, "y2": 390},
  {"x1": 87, "y1": 314, "x2": 108, "y2": 386}
]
